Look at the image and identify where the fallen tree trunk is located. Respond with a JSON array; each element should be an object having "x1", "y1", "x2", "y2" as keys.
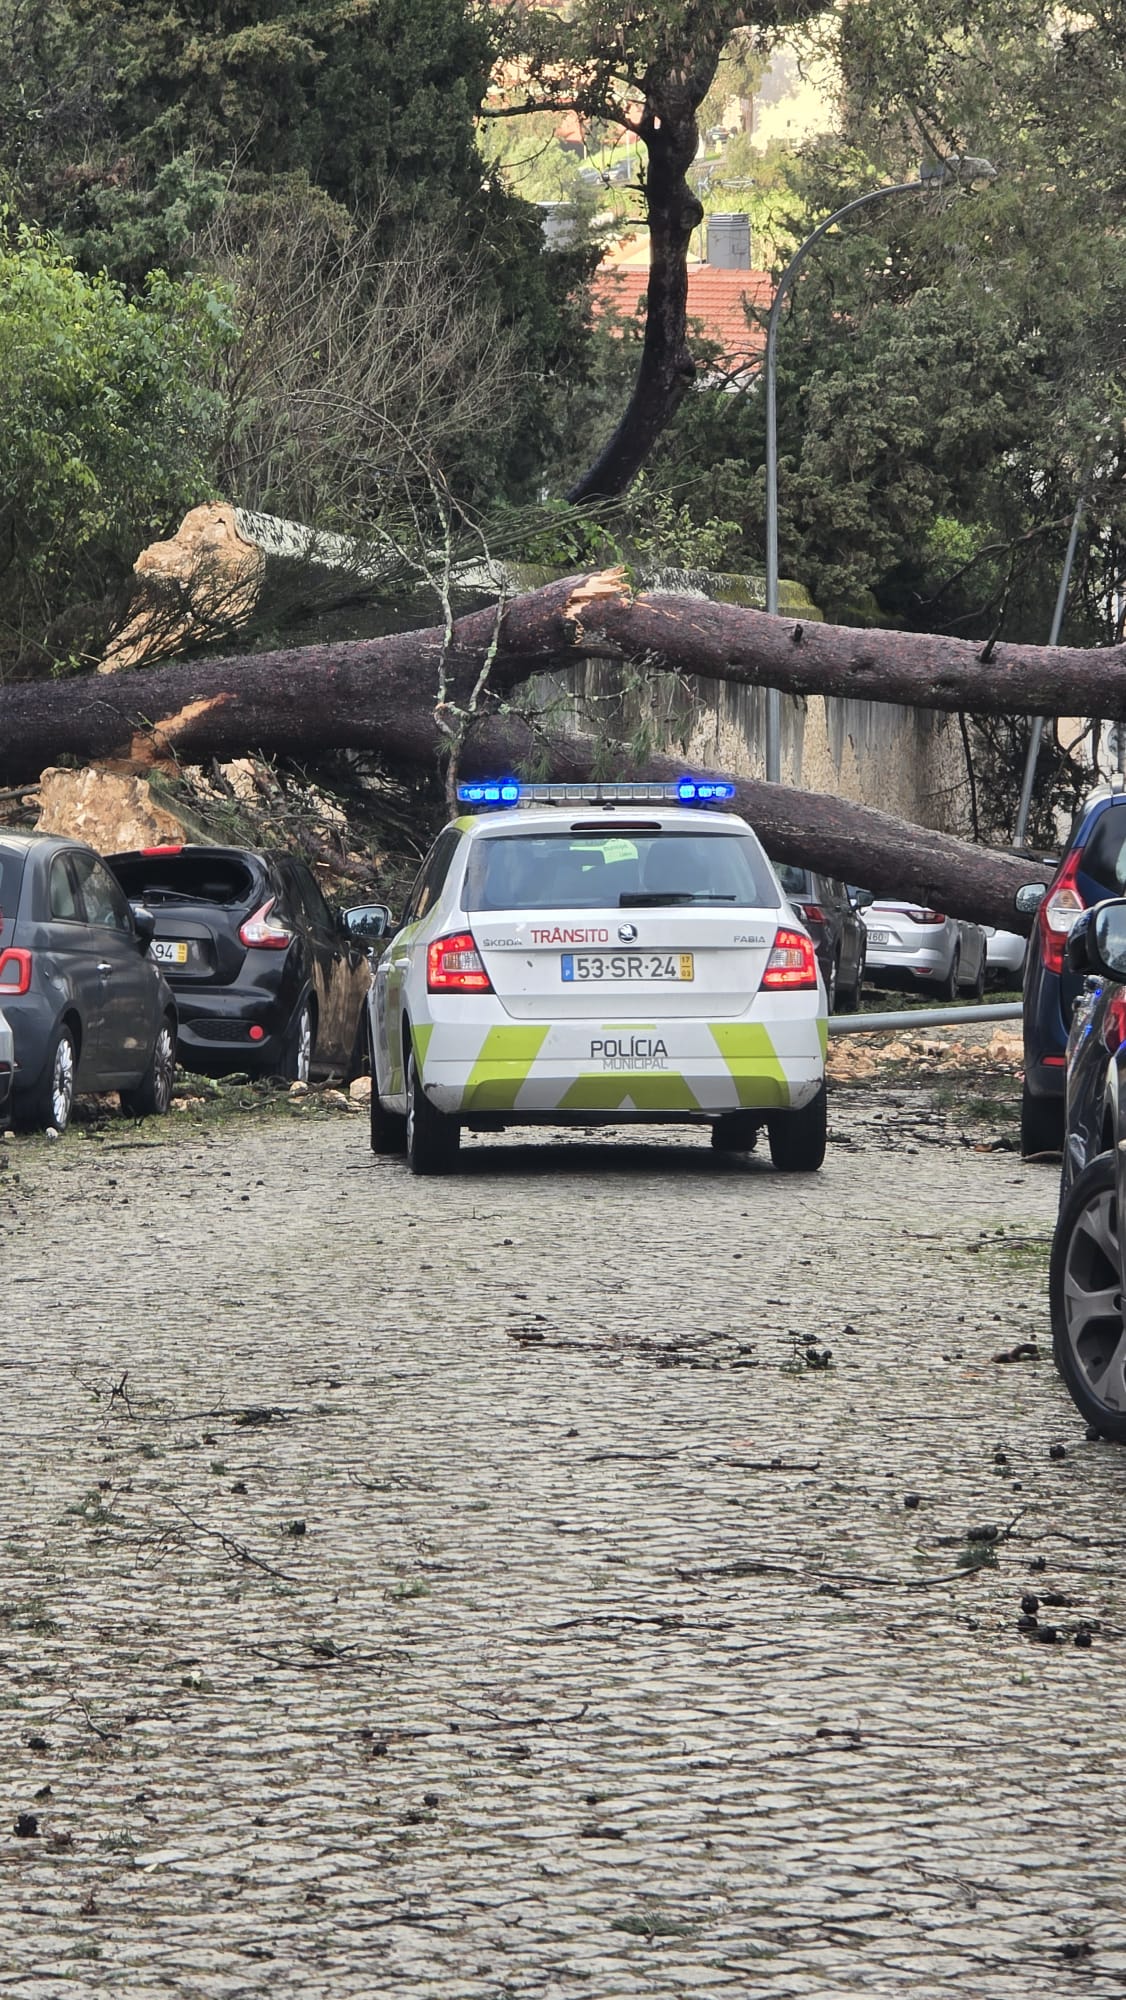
[
  {"x1": 5, "y1": 572, "x2": 1125, "y2": 788},
  {"x1": 0, "y1": 569, "x2": 1083, "y2": 928}
]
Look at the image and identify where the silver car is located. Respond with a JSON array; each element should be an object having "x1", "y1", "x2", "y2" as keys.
[
  {"x1": 982, "y1": 926, "x2": 1027, "y2": 986},
  {"x1": 860, "y1": 897, "x2": 987, "y2": 1001}
]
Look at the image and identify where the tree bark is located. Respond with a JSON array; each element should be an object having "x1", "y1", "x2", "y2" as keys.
[
  {"x1": 565, "y1": 78, "x2": 704, "y2": 504},
  {"x1": 5, "y1": 570, "x2": 1125, "y2": 792},
  {"x1": 0, "y1": 569, "x2": 1075, "y2": 930}
]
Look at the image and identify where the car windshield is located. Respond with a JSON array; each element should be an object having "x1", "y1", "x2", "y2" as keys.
[
  {"x1": 464, "y1": 830, "x2": 779, "y2": 911},
  {"x1": 109, "y1": 854, "x2": 256, "y2": 906}
]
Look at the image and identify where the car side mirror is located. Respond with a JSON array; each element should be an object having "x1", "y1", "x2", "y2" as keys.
[
  {"x1": 342, "y1": 903, "x2": 394, "y2": 947},
  {"x1": 849, "y1": 888, "x2": 874, "y2": 910},
  {"x1": 130, "y1": 901, "x2": 156, "y2": 950},
  {"x1": 1081, "y1": 899, "x2": 1126, "y2": 981},
  {"x1": 1014, "y1": 883, "x2": 1047, "y2": 916}
]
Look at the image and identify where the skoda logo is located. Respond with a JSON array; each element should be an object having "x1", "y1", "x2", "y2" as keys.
[{"x1": 618, "y1": 922, "x2": 639, "y2": 943}]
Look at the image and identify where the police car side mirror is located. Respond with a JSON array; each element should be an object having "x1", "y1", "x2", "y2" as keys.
[{"x1": 1082, "y1": 899, "x2": 1126, "y2": 982}]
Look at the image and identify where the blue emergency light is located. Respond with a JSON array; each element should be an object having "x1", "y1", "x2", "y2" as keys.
[{"x1": 456, "y1": 777, "x2": 736, "y2": 809}]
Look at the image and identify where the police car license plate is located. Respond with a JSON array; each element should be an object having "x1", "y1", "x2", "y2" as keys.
[
  {"x1": 561, "y1": 952, "x2": 694, "y2": 982},
  {"x1": 865, "y1": 930, "x2": 889, "y2": 945},
  {"x1": 151, "y1": 940, "x2": 189, "y2": 965}
]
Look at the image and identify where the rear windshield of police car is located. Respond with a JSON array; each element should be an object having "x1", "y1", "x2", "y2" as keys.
[{"x1": 464, "y1": 830, "x2": 780, "y2": 911}]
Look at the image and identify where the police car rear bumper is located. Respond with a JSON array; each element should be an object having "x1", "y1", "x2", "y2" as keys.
[{"x1": 418, "y1": 1017, "x2": 825, "y2": 1119}]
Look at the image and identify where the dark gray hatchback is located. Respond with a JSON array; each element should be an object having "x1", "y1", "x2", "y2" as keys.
[{"x1": 0, "y1": 834, "x2": 177, "y2": 1132}]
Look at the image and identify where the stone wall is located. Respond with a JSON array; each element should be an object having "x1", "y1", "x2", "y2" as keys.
[{"x1": 535, "y1": 664, "x2": 971, "y2": 837}]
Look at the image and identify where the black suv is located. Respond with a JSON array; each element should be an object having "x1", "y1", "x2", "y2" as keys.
[
  {"x1": 0, "y1": 833, "x2": 176, "y2": 1132},
  {"x1": 106, "y1": 845, "x2": 381, "y2": 1082}
]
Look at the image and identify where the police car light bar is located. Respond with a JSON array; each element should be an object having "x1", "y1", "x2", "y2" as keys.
[{"x1": 456, "y1": 778, "x2": 737, "y2": 809}]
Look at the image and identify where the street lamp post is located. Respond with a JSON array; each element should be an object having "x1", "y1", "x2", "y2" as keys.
[{"x1": 763, "y1": 157, "x2": 996, "y2": 783}]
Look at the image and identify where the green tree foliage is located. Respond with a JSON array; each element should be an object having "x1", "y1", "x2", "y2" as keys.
[
  {"x1": 611, "y1": 0, "x2": 1126, "y2": 661},
  {"x1": 0, "y1": 229, "x2": 231, "y2": 677},
  {"x1": 0, "y1": 0, "x2": 590, "y2": 522}
]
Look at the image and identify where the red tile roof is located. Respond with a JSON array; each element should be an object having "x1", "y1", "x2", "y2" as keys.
[{"x1": 591, "y1": 260, "x2": 772, "y2": 369}]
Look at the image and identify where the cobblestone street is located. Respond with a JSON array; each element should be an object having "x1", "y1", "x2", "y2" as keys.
[{"x1": 0, "y1": 1075, "x2": 1121, "y2": 1997}]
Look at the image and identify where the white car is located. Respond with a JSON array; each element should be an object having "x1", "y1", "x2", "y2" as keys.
[
  {"x1": 366, "y1": 780, "x2": 828, "y2": 1175},
  {"x1": 860, "y1": 896, "x2": 987, "y2": 1000},
  {"x1": 982, "y1": 926, "x2": 1027, "y2": 985}
]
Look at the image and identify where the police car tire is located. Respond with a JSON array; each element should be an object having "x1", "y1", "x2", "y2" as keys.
[
  {"x1": 766, "y1": 1083, "x2": 827, "y2": 1173},
  {"x1": 406, "y1": 1052, "x2": 461, "y2": 1175},
  {"x1": 370, "y1": 1082, "x2": 407, "y2": 1155},
  {"x1": 711, "y1": 1113, "x2": 758, "y2": 1152}
]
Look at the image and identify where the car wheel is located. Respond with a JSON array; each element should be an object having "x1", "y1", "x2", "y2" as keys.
[
  {"x1": 15, "y1": 1023, "x2": 77, "y2": 1134},
  {"x1": 969, "y1": 949, "x2": 986, "y2": 1002},
  {"x1": 283, "y1": 999, "x2": 315, "y2": 1083},
  {"x1": 1050, "y1": 1152, "x2": 1126, "y2": 1441},
  {"x1": 941, "y1": 948, "x2": 961, "y2": 1003},
  {"x1": 1021, "y1": 1082, "x2": 1064, "y2": 1158},
  {"x1": 370, "y1": 1076, "x2": 407, "y2": 1155},
  {"x1": 766, "y1": 1082, "x2": 827, "y2": 1173},
  {"x1": 120, "y1": 1016, "x2": 177, "y2": 1119},
  {"x1": 405, "y1": 1050, "x2": 460, "y2": 1175},
  {"x1": 711, "y1": 1112, "x2": 758, "y2": 1152}
]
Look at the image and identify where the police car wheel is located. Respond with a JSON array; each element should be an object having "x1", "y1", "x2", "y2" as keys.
[
  {"x1": 766, "y1": 1083, "x2": 827, "y2": 1173},
  {"x1": 406, "y1": 1051, "x2": 461, "y2": 1175},
  {"x1": 711, "y1": 1113, "x2": 758, "y2": 1152},
  {"x1": 370, "y1": 1081, "x2": 407, "y2": 1155}
]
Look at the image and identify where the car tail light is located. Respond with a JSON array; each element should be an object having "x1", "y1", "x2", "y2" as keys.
[
  {"x1": 427, "y1": 931, "x2": 493, "y2": 993},
  {"x1": 796, "y1": 901, "x2": 825, "y2": 926},
  {"x1": 141, "y1": 845, "x2": 183, "y2": 856},
  {"x1": 1038, "y1": 850, "x2": 1085, "y2": 975},
  {"x1": 239, "y1": 899, "x2": 294, "y2": 950},
  {"x1": 902, "y1": 907, "x2": 945, "y2": 925},
  {"x1": 1104, "y1": 991, "x2": 1126, "y2": 1053},
  {"x1": 0, "y1": 948, "x2": 32, "y2": 995},
  {"x1": 762, "y1": 926, "x2": 818, "y2": 990}
]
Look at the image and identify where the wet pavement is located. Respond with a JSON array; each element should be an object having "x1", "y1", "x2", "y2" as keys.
[{"x1": 0, "y1": 1078, "x2": 1122, "y2": 1997}]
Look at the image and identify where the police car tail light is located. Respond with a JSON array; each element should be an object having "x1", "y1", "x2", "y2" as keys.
[
  {"x1": 762, "y1": 927, "x2": 818, "y2": 990},
  {"x1": 239, "y1": 899, "x2": 294, "y2": 950},
  {"x1": 427, "y1": 931, "x2": 493, "y2": 993},
  {"x1": 1039, "y1": 850, "x2": 1085, "y2": 975}
]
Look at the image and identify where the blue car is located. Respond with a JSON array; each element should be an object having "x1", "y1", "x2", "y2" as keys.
[{"x1": 1020, "y1": 786, "x2": 1126, "y2": 1156}]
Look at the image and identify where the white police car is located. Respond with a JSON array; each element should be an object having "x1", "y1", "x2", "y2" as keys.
[{"x1": 366, "y1": 780, "x2": 828, "y2": 1174}]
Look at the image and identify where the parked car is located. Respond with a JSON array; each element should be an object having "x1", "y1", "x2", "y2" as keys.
[
  {"x1": 982, "y1": 926, "x2": 1027, "y2": 986},
  {"x1": 1056, "y1": 898, "x2": 1126, "y2": 1201},
  {"x1": 1018, "y1": 786, "x2": 1126, "y2": 1157},
  {"x1": 775, "y1": 864, "x2": 866, "y2": 1011},
  {"x1": 858, "y1": 896, "x2": 987, "y2": 1001},
  {"x1": 368, "y1": 778, "x2": 828, "y2": 1176},
  {"x1": 0, "y1": 1005, "x2": 12, "y2": 1126},
  {"x1": 1048, "y1": 896, "x2": 1126, "y2": 1439},
  {"x1": 0, "y1": 833, "x2": 176, "y2": 1133},
  {"x1": 106, "y1": 844, "x2": 384, "y2": 1083}
]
